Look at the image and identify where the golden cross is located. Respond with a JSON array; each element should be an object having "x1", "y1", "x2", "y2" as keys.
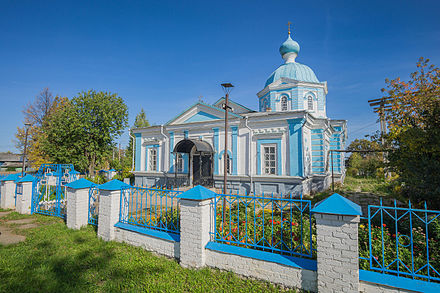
[{"x1": 287, "y1": 21, "x2": 291, "y2": 35}]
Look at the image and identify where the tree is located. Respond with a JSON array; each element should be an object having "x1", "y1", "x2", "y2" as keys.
[
  {"x1": 133, "y1": 108, "x2": 150, "y2": 128},
  {"x1": 14, "y1": 88, "x2": 65, "y2": 169},
  {"x1": 124, "y1": 108, "x2": 150, "y2": 170},
  {"x1": 346, "y1": 138, "x2": 383, "y2": 178},
  {"x1": 41, "y1": 90, "x2": 128, "y2": 175},
  {"x1": 382, "y1": 58, "x2": 440, "y2": 208}
]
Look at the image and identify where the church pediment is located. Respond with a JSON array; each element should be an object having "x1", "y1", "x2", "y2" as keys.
[{"x1": 166, "y1": 102, "x2": 240, "y2": 125}]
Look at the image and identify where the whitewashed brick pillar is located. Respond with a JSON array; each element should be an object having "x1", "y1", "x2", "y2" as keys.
[
  {"x1": 178, "y1": 185, "x2": 216, "y2": 268},
  {"x1": 97, "y1": 180, "x2": 129, "y2": 241},
  {"x1": 312, "y1": 193, "x2": 362, "y2": 293},
  {"x1": 0, "y1": 174, "x2": 20, "y2": 209},
  {"x1": 16, "y1": 175, "x2": 35, "y2": 214},
  {"x1": 66, "y1": 178, "x2": 95, "y2": 229}
]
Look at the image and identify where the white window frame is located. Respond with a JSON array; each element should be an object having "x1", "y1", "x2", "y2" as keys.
[
  {"x1": 262, "y1": 144, "x2": 277, "y2": 175},
  {"x1": 307, "y1": 96, "x2": 314, "y2": 111},
  {"x1": 176, "y1": 153, "x2": 184, "y2": 173},
  {"x1": 281, "y1": 96, "x2": 288, "y2": 111},
  {"x1": 148, "y1": 148, "x2": 157, "y2": 172}
]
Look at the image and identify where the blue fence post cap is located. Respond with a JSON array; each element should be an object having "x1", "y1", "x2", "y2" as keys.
[
  {"x1": 1, "y1": 173, "x2": 21, "y2": 182},
  {"x1": 311, "y1": 193, "x2": 362, "y2": 216},
  {"x1": 177, "y1": 185, "x2": 217, "y2": 200},
  {"x1": 98, "y1": 179, "x2": 130, "y2": 191},
  {"x1": 16, "y1": 174, "x2": 35, "y2": 183},
  {"x1": 66, "y1": 178, "x2": 95, "y2": 189}
]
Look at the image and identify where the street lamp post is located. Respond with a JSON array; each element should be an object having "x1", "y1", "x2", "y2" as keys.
[
  {"x1": 21, "y1": 123, "x2": 31, "y2": 176},
  {"x1": 221, "y1": 83, "x2": 234, "y2": 218}
]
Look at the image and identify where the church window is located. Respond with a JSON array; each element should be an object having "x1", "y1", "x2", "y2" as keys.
[
  {"x1": 263, "y1": 145, "x2": 277, "y2": 175},
  {"x1": 148, "y1": 148, "x2": 157, "y2": 171},
  {"x1": 308, "y1": 96, "x2": 314, "y2": 111},
  {"x1": 176, "y1": 153, "x2": 184, "y2": 172},
  {"x1": 226, "y1": 154, "x2": 231, "y2": 174},
  {"x1": 281, "y1": 96, "x2": 288, "y2": 111}
]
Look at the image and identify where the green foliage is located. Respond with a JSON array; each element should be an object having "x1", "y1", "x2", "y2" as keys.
[
  {"x1": 382, "y1": 58, "x2": 440, "y2": 208},
  {"x1": 0, "y1": 213, "x2": 293, "y2": 292},
  {"x1": 359, "y1": 220, "x2": 440, "y2": 277},
  {"x1": 215, "y1": 202, "x2": 315, "y2": 258},
  {"x1": 346, "y1": 139, "x2": 383, "y2": 178},
  {"x1": 133, "y1": 108, "x2": 150, "y2": 129},
  {"x1": 41, "y1": 90, "x2": 128, "y2": 175}
]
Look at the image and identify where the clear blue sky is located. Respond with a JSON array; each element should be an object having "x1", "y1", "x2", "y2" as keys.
[{"x1": 1, "y1": 0, "x2": 439, "y2": 152}]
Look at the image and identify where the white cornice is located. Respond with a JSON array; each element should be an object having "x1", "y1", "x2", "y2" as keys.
[{"x1": 257, "y1": 78, "x2": 328, "y2": 98}]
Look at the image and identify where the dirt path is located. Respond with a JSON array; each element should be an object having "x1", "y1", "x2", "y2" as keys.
[{"x1": 0, "y1": 211, "x2": 41, "y2": 245}]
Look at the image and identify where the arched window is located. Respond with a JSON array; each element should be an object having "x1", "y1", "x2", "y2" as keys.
[
  {"x1": 307, "y1": 96, "x2": 314, "y2": 111},
  {"x1": 281, "y1": 96, "x2": 288, "y2": 111}
]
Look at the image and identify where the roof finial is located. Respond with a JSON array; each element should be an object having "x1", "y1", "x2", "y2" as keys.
[{"x1": 287, "y1": 21, "x2": 291, "y2": 36}]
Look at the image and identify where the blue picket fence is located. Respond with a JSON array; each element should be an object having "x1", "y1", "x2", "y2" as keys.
[
  {"x1": 211, "y1": 193, "x2": 315, "y2": 259},
  {"x1": 359, "y1": 199, "x2": 440, "y2": 283},
  {"x1": 88, "y1": 185, "x2": 99, "y2": 226},
  {"x1": 119, "y1": 186, "x2": 182, "y2": 234}
]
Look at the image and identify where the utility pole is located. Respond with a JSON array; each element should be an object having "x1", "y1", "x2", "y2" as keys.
[
  {"x1": 368, "y1": 97, "x2": 392, "y2": 178},
  {"x1": 221, "y1": 83, "x2": 234, "y2": 219},
  {"x1": 21, "y1": 123, "x2": 31, "y2": 176},
  {"x1": 118, "y1": 142, "x2": 121, "y2": 163}
]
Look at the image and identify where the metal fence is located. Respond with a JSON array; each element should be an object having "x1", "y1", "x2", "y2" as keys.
[
  {"x1": 359, "y1": 199, "x2": 440, "y2": 283},
  {"x1": 119, "y1": 186, "x2": 182, "y2": 234},
  {"x1": 211, "y1": 193, "x2": 316, "y2": 259},
  {"x1": 88, "y1": 186, "x2": 99, "y2": 226}
]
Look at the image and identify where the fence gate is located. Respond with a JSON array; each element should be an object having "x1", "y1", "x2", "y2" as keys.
[
  {"x1": 31, "y1": 164, "x2": 75, "y2": 218},
  {"x1": 88, "y1": 186, "x2": 99, "y2": 226}
]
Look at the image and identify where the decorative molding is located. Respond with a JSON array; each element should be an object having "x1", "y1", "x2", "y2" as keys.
[
  {"x1": 143, "y1": 137, "x2": 161, "y2": 144},
  {"x1": 252, "y1": 127, "x2": 286, "y2": 135}
]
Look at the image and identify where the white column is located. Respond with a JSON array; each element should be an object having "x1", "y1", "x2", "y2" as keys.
[
  {"x1": 178, "y1": 185, "x2": 216, "y2": 268},
  {"x1": 97, "y1": 189, "x2": 120, "y2": 241},
  {"x1": 66, "y1": 187, "x2": 90, "y2": 229},
  {"x1": 0, "y1": 180, "x2": 18, "y2": 209},
  {"x1": 312, "y1": 193, "x2": 362, "y2": 293},
  {"x1": 16, "y1": 181, "x2": 33, "y2": 214}
]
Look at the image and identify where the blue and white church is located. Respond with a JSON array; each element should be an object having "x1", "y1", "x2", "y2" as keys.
[{"x1": 132, "y1": 31, "x2": 347, "y2": 195}]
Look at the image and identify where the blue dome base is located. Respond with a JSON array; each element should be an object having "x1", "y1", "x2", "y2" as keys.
[{"x1": 265, "y1": 62, "x2": 319, "y2": 87}]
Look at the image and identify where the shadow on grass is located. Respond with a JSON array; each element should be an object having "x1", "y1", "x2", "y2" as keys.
[{"x1": 0, "y1": 225, "x2": 140, "y2": 293}]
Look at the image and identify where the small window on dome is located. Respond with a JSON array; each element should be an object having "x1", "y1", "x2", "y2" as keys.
[
  {"x1": 281, "y1": 96, "x2": 288, "y2": 111},
  {"x1": 308, "y1": 96, "x2": 313, "y2": 111}
]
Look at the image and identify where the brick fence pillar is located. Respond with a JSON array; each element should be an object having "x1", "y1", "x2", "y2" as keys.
[
  {"x1": 16, "y1": 175, "x2": 35, "y2": 214},
  {"x1": 0, "y1": 174, "x2": 21, "y2": 209},
  {"x1": 312, "y1": 193, "x2": 362, "y2": 293},
  {"x1": 97, "y1": 180, "x2": 129, "y2": 241},
  {"x1": 66, "y1": 178, "x2": 95, "y2": 230},
  {"x1": 178, "y1": 185, "x2": 216, "y2": 268}
]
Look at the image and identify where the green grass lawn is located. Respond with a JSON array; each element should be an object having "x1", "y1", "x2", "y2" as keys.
[
  {"x1": 0, "y1": 212, "x2": 296, "y2": 293},
  {"x1": 307, "y1": 175, "x2": 402, "y2": 205}
]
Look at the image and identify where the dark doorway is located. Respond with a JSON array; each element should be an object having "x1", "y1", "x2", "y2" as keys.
[
  {"x1": 192, "y1": 152, "x2": 213, "y2": 186},
  {"x1": 173, "y1": 139, "x2": 214, "y2": 187}
]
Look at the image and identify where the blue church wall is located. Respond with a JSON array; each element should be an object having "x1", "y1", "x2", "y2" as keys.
[
  {"x1": 260, "y1": 85, "x2": 325, "y2": 115},
  {"x1": 184, "y1": 111, "x2": 220, "y2": 123},
  {"x1": 330, "y1": 132, "x2": 343, "y2": 173},
  {"x1": 256, "y1": 138, "x2": 282, "y2": 176},
  {"x1": 311, "y1": 129, "x2": 325, "y2": 174},
  {"x1": 169, "y1": 131, "x2": 174, "y2": 172},
  {"x1": 135, "y1": 133, "x2": 141, "y2": 171},
  {"x1": 231, "y1": 126, "x2": 238, "y2": 175},
  {"x1": 183, "y1": 130, "x2": 188, "y2": 139},
  {"x1": 145, "y1": 144, "x2": 160, "y2": 172},
  {"x1": 288, "y1": 119, "x2": 304, "y2": 177},
  {"x1": 213, "y1": 128, "x2": 219, "y2": 175}
]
